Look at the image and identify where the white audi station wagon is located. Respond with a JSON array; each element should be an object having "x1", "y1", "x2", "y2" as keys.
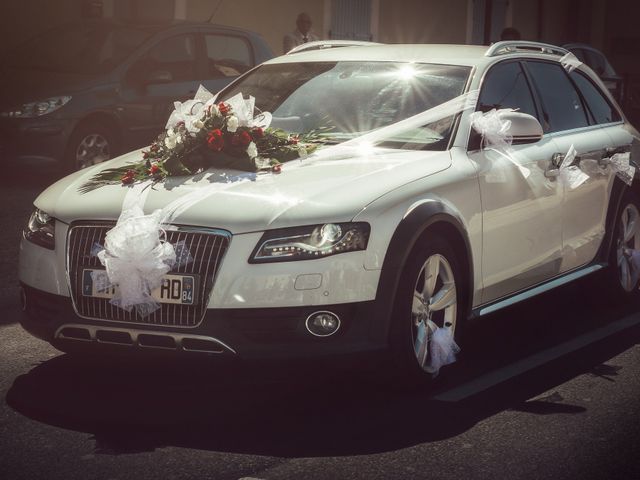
[{"x1": 19, "y1": 41, "x2": 640, "y2": 384}]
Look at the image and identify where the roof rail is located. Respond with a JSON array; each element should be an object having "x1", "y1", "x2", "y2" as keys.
[
  {"x1": 485, "y1": 41, "x2": 569, "y2": 57},
  {"x1": 286, "y1": 40, "x2": 382, "y2": 55}
]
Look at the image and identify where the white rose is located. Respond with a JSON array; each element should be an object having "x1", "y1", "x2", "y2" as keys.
[
  {"x1": 164, "y1": 135, "x2": 176, "y2": 149},
  {"x1": 298, "y1": 147, "x2": 308, "y2": 159},
  {"x1": 193, "y1": 119, "x2": 204, "y2": 130},
  {"x1": 227, "y1": 116, "x2": 239, "y2": 133},
  {"x1": 246, "y1": 142, "x2": 258, "y2": 159}
]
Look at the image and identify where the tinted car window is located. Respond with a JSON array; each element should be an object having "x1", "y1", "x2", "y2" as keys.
[
  {"x1": 478, "y1": 61, "x2": 538, "y2": 119},
  {"x1": 570, "y1": 71, "x2": 621, "y2": 124},
  {"x1": 131, "y1": 34, "x2": 197, "y2": 83},
  {"x1": 526, "y1": 61, "x2": 588, "y2": 133},
  {"x1": 205, "y1": 34, "x2": 252, "y2": 78}
]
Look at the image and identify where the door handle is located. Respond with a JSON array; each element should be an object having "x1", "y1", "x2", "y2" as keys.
[{"x1": 600, "y1": 145, "x2": 630, "y2": 167}]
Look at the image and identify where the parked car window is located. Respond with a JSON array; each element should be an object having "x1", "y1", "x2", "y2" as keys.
[
  {"x1": 525, "y1": 61, "x2": 589, "y2": 133},
  {"x1": 205, "y1": 34, "x2": 252, "y2": 78},
  {"x1": 570, "y1": 71, "x2": 621, "y2": 125},
  {"x1": 130, "y1": 34, "x2": 197, "y2": 84},
  {"x1": 478, "y1": 61, "x2": 538, "y2": 119}
]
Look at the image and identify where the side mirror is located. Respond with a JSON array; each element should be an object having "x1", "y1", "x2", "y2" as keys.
[
  {"x1": 503, "y1": 111, "x2": 543, "y2": 144},
  {"x1": 146, "y1": 70, "x2": 173, "y2": 85}
]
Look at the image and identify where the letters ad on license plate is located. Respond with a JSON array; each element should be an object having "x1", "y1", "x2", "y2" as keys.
[{"x1": 82, "y1": 269, "x2": 197, "y2": 305}]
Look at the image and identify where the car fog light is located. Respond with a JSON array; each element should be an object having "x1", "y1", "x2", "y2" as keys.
[{"x1": 306, "y1": 311, "x2": 341, "y2": 337}]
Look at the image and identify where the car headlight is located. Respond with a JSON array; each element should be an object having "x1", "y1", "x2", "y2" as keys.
[
  {"x1": 24, "y1": 209, "x2": 55, "y2": 249},
  {"x1": 250, "y1": 222, "x2": 370, "y2": 263},
  {"x1": 1, "y1": 96, "x2": 71, "y2": 118}
]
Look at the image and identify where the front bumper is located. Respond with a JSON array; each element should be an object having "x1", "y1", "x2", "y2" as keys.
[{"x1": 20, "y1": 284, "x2": 386, "y2": 360}]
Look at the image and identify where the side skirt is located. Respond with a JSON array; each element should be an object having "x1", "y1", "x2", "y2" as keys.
[{"x1": 472, "y1": 263, "x2": 606, "y2": 318}]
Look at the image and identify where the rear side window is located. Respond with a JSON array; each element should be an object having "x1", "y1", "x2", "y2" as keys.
[
  {"x1": 205, "y1": 34, "x2": 252, "y2": 78},
  {"x1": 478, "y1": 61, "x2": 538, "y2": 119},
  {"x1": 570, "y1": 71, "x2": 621, "y2": 124},
  {"x1": 525, "y1": 61, "x2": 588, "y2": 133}
]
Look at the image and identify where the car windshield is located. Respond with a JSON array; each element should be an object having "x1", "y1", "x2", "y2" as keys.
[
  {"x1": 220, "y1": 61, "x2": 471, "y2": 150},
  {"x1": 5, "y1": 22, "x2": 157, "y2": 74}
]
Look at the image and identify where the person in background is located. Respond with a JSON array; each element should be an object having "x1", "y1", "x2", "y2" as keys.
[
  {"x1": 283, "y1": 12, "x2": 320, "y2": 53},
  {"x1": 500, "y1": 27, "x2": 521, "y2": 41}
]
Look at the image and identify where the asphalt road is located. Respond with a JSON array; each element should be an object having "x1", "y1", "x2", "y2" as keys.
[{"x1": 1, "y1": 168, "x2": 639, "y2": 480}]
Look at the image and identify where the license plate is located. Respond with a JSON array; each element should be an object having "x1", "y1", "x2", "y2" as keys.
[{"x1": 82, "y1": 269, "x2": 197, "y2": 305}]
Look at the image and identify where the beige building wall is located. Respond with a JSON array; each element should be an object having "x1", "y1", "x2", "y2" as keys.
[
  {"x1": 186, "y1": 0, "x2": 327, "y2": 55},
  {"x1": 377, "y1": 0, "x2": 469, "y2": 44}
]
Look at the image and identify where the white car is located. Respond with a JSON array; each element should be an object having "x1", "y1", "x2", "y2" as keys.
[{"x1": 19, "y1": 41, "x2": 640, "y2": 384}]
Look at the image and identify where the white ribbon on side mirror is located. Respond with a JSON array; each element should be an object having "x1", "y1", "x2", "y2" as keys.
[{"x1": 470, "y1": 108, "x2": 531, "y2": 179}]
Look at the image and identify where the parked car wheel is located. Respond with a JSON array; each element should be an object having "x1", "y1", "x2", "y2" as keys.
[
  {"x1": 390, "y1": 235, "x2": 464, "y2": 386},
  {"x1": 65, "y1": 122, "x2": 118, "y2": 172},
  {"x1": 607, "y1": 191, "x2": 640, "y2": 300}
]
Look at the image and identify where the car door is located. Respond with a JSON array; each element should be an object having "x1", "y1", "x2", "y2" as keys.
[
  {"x1": 524, "y1": 61, "x2": 615, "y2": 272},
  {"x1": 119, "y1": 33, "x2": 201, "y2": 148},
  {"x1": 467, "y1": 60, "x2": 564, "y2": 304}
]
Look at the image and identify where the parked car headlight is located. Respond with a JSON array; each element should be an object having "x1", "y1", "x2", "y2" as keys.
[
  {"x1": 1, "y1": 96, "x2": 71, "y2": 118},
  {"x1": 24, "y1": 209, "x2": 55, "y2": 249},
  {"x1": 250, "y1": 223, "x2": 370, "y2": 263}
]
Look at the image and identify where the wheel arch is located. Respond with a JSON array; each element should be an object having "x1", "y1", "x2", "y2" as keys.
[
  {"x1": 368, "y1": 200, "x2": 474, "y2": 344},
  {"x1": 68, "y1": 112, "x2": 123, "y2": 154}
]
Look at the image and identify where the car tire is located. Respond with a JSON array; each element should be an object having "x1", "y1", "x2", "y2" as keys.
[
  {"x1": 64, "y1": 121, "x2": 119, "y2": 172},
  {"x1": 389, "y1": 235, "x2": 465, "y2": 388},
  {"x1": 603, "y1": 190, "x2": 640, "y2": 302}
]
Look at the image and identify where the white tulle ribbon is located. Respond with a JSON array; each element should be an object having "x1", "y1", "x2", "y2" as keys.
[
  {"x1": 609, "y1": 152, "x2": 635, "y2": 186},
  {"x1": 223, "y1": 92, "x2": 272, "y2": 129},
  {"x1": 470, "y1": 108, "x2": 530, "y2": 179},
  {"x1": 469, "y1": 108, "x2": 513, "y2": 150},
  {"x1": 95, "y1": 177, "x2": 250, "y2": 316},
  {"x1": 427, "y1": 325, "x2": 460, "y2": 375},
  {"x1": 559, "y1": 52, "x2": 582, "y2": 73},
  {"x1": 558, "y1": 144, "x2": 589, "y2": 189},
  {"x1": 96, "y1": 183, "x2": 175, "y2": 316}
]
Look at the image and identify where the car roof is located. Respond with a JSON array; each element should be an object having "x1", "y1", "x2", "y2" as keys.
[
  {"x1": 268, "y1": 44, "x2": 491, "y2": 67},
  {"x1": 266, "y1": 42, "x2": 574, "y2": 69}
]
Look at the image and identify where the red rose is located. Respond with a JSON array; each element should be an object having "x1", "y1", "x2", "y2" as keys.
[
  {"x1": 218, "y1": 102, "x2": 230, "y2": 116},
  {"x1": 252, "y1": 127, "x2": 264, "y2": 138},
  {"x1": 207, "y1": 129, "x2": 225, "y2": 151},
  {"x1": 121, "y1": 169, "x2": 136, "y2": 184},
  {"x1": 231, "y1": 130, "x2": 252, "y2": 147},
  {"x1": 148, "y1": 164, "x2": 160, "y2": 175},
  {"x1": 272, "y1": 163, "x2": 282, "y2": 174},
  {"x1": 289, "y1": 136, "x2": 299, "y2": 145}
]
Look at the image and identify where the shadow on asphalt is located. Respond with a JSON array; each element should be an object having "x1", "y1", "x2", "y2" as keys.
[{"x1": 6, "y1": 280, "x2": 640, "y2": 457}]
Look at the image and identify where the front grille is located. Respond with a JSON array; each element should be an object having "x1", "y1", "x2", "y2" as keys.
[{"x1": 67, "y1": 223, "x2": 230, "y2": 327}]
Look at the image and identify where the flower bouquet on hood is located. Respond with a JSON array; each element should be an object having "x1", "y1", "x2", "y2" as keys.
[{"x1": 79, "y1": 86, "x2": 323, "y2": 193}]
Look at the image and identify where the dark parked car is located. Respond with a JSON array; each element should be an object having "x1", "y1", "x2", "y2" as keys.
[
  {"x1": 563, "y1": 43, "x2": 624, "y2": 104},
  {"x1": 0, "y1": 19, "x2": 273, "y2": 171}
]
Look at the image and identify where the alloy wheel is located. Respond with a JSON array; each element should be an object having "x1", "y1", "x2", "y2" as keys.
[
  {"x1": 616, "y1": 202, "x2": 640, "y2": 292},
  {"x1": 75, "y1": 133, "x2": 111, "y2": 169},
  {"x1": 411, "y1": 253, "x2": 457, "y2": 373}
]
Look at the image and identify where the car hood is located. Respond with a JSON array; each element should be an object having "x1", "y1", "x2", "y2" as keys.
[
  {"x1": 0, "y1": 67, "x2": 104, "y2": 108},
  {"x1": 35, "y1": 146, "x2": 451, "y2": 234}
]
